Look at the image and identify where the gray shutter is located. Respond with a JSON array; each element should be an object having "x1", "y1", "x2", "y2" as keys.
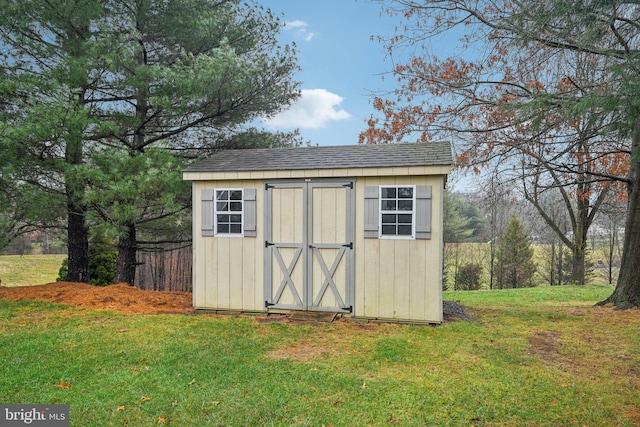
[
  {"x1": 364, "y1": 186, "x2": 379, "y2": 238},
  {"x1": 244, "y1": 188, "x2": 257, "y2": 237},
  {"x1": 201, "y1": 189, "x2": 215, "y2": 237},
  {"x1": 416, "y1": 185, "x2": 432, "y2": 239}
]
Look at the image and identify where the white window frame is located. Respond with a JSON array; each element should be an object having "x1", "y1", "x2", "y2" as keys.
[
  {"x1": 214, "y1": 188, "x2": 244, "y2": 237},
  {"x1": 379, "y1": 185, "x2": 416, "y2": 240}
]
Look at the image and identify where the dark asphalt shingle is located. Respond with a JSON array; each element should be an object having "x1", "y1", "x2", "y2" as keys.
[{"x1": 184, "y1": 142, "x2": 452, "y2": 173}]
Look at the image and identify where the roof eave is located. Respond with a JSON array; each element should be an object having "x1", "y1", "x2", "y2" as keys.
[{"x1": 183, "y1": 164, "x2": 452, "y2": 181}]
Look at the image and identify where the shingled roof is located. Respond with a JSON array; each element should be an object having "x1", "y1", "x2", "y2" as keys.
[{"x1": 184, "y1": 142, "x2": 452, "y2": 173}]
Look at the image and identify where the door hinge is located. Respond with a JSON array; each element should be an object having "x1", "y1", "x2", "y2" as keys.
[
  {"x1": 265, "y1": 183, "x2": 274, "y2": 190},
  {"x1": 342, "y1": 305, "x2": 353, "y2": 313},
  {"x1": 265, "y1": 241, "x2": 274, "y2": 248},
  {"x1": 342, "y1": 242, "x2": 353, "y2": 249},
  {"x1": 265, "y1": 301, "x2": 275, "y2": 308},
  {"x1": 343, "y1": 182, "x2": 353, "y2": 189}
]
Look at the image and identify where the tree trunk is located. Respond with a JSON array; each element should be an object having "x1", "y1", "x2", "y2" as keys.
[
  {"x1": 608, "y1": 229, "x2": 615, "y2": 285},
  {"x1": 600, "y1": 188, "x2": 640, "y2": 307},
  {"x1": 64, "y1": 111, "x2": 89, "y2": 283},
  {"x1": 599, "y1": 125, "x2": 640, "y2": 308},
  {"x1": 571, "y1": 176, "x2": 590, "y2": 286},
  {"x1": 116, "y1": 223, "x2": 137, "y2": 286},
  {"x1": 558, "y1": 244, "x2": 564, "y2": 285},
  {"x1": 549, "y1": 240, "x2": 557, "y2": 286},
  {"x1": 571, "y1": 242, "x2": 586, "y2": 286},
  {"x1": 66, "y1": 198, "x2": 89, "y2": 282},
  {"x1": 489, "y1": 238, "x2": 495, "y2": 290}
]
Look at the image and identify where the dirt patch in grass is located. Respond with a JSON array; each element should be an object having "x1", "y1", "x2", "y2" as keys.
[
  {"x1": 527, "y1": 313, "x2": 640, "y2": 386},
  {"x1": 620, "y1": 405, "x2": 640, "y2": 426},
  {"x1": 528, "y1": 331, "x2": 562, "y2": 360},
  {"x1": 264, "y1": 317, "x2": 384, "y2": 362},
  {"x1": 0, "y1": 282, "x2": 194, "y2": 314},
  {"x1": 528, "y1": 330, "x2": 605, "y2": 377},
  {"x1": 266, "y1": 343, "x2": 330, "y2": 362}
]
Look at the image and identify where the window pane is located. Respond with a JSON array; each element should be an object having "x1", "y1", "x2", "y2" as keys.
[
  {"x1": 215, "y1": 189, "x2": 243, "y2": 235},
  {"x1": 398, "y1": 225, "x2": 412, "y2": 235},
  {"x1": 381, "y1": 187, "x2": 396, "y2": 198},
  {"x1": 381, "y1": 200, "x2": 397, "y2": 210},
  {"x1": 398, "y1": 200, "x2": 413, "y2": 211},
  {"x1": 379, "y1": 186, "x2": 415, "y2": 238},
  {"x1": 382, "y1": 214, "x2": 397, "y2": 224},
  {"x1": 398, "y1": 187, "x2": 413, "y2": 198},
  {"x1": 382, "y1": 225, "x2": 396, "y2": 235},
  {"x1": 398, "y1": 214, "x2": 412, "y2": 224}
]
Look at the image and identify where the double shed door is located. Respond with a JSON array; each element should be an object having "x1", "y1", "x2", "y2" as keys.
[{"x1": 265, "y1": 180, "x2": 355, "y2": 313}]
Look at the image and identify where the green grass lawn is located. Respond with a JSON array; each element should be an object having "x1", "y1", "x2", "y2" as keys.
[
  {"x1": 1, "y1": 283, "x2": 639, "y2": 426},
  {"x1": 0, "y1": 254, "x2": 65, "y2": 286}
]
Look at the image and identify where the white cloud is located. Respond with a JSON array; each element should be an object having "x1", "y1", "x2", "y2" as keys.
[
  {"x1": 286, "y1": 20, "x2": 307, "y2": 29},
  {"x1": 263, "y1": 89, "x2": 351, "y2": 130},
  {"x1": 285, "y1": 20, "x2": 315, "y2": 42}
]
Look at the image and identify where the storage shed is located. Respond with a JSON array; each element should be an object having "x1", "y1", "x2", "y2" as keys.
[{"x1": 183, "y1": 142, "x2": 452, "y2": 323}]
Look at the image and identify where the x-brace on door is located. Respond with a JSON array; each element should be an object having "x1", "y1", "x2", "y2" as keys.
[{"x1": 264, "y1": 180, "x2": 355, "y2": 313}]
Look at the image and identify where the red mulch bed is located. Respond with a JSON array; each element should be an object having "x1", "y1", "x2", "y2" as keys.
[{"x1": 0, "y1": 282, "x2": 194, "y2": 314}]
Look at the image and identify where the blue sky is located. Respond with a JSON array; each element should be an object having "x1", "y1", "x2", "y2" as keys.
[{"x1": 259, "y1": 0, "x2": 399, "y2": 146}]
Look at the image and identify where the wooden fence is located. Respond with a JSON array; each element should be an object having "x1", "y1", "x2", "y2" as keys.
[{"x1": 135, "y1": 246, "x2": 192, "y2": 292}]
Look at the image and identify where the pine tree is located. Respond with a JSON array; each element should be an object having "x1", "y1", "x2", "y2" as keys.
[
  {"x1": 0, "y1": 0, "x2": 301, "y2": 284},
  {"x1": 496, "y1": 216, "x2": 537, "y2": 289}
]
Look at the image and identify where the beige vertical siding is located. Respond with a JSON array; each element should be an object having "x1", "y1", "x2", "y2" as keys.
[
  {"x1": 192, "y1": 180, "x2": 265, "y2": 312},
  {"x1": 354, "y1": 175, "x2": 443, "y2": 323}
]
